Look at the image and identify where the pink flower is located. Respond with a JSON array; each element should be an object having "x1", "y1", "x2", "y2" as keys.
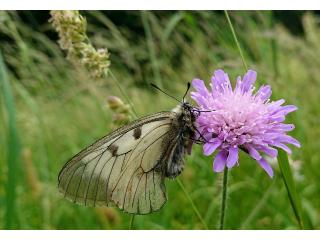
[{"x1": 191, "y1": 69, "x2": 300, "y2": 177}]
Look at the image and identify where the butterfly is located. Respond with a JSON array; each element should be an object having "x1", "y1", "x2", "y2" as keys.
[{"x1": 58, "y1": 83, "x2": 204, "y2": 214}]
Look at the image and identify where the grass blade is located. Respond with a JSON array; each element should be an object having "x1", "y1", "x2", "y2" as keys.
[
  {"x1": 224, "y1": 11, "x2": 248, "y2": 72},
  {"x1": 177, "y1": 178, "x2": 208, "y2": 230},
  {"x1": 240, "y1": 181, "x2": 275, "y2": 229},
  {"x1": 129, "y1": 215, "x2": 135, "y2": 230},
  {"x1": 278, "y1": 149, "x2": 304, "y2": 229},
  {"x1": 0, "y1": 51, "x2": 21, "y2": 229},
  {"x1": 141, "y1": 11, "x2": 163, "y2": 88},
  {"x1": 162, "y1": 12, "x2": 184, "y2": 43}
]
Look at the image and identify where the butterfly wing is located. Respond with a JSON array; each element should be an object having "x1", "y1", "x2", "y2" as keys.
[{"x1": 58, "y1": 111, "x2": 177, "y2": 214}]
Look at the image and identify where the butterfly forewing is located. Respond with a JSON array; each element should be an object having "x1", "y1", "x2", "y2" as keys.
[{"x1": 58, "y1": 112, "x2": 176, "y2": 214}]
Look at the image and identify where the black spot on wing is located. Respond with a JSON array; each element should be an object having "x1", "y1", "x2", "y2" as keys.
[
  {"x1": 133, "y1": 127, "x2": 142, "y2": 139},
  {"x1": 108, "y1": 144, "x2": 118, "y2": 156}
]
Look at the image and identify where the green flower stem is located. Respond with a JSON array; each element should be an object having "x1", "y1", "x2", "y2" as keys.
[
  {"x1": 221, "y1": 11, "x2": 244, "y2": 230},
  {"x1": 278, "y1": 150, "x2": 304, "y2": 229},
  {"x1": 177, "y1": 178, "x2": 208, "y2": 230},
  {"x1": 219, "y1": 168, "x2": 228, "y2": 230},
  {"x1": 224, "y1": 10, "x2": 248, "y2": 72}
]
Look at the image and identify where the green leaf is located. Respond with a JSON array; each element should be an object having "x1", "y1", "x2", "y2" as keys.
[
  {"x1": 0, "y1": 51, "x2": 21, "y2": 229},
  {"x1": 278, "y1": 149, "x2": 304, "y2": 229}
]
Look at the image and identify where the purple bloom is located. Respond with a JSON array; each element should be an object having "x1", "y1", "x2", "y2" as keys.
[{"x1": 191, "y1": 69, "x2": 300, "y2": 177}]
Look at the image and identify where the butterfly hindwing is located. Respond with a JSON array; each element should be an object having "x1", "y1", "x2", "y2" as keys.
[{"x1": 58, "y1": 112, "x2": 176, "y2": 214}]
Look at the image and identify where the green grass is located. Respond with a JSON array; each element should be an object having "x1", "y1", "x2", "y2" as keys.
[
  {"x1": 278, "y1": 149, "x2": 304, "y2": 229},
  {"x1": 0, "y1": 10, "x2": 319, "y2": 229},
  {"x1": 0, "y1": 51, "x2": 21, "y2": 229}
]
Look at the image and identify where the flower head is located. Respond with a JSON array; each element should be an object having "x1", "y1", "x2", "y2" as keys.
[
  {"x1": 107, "y1": 96, "x2": 131, "y2": 128},
  {"x1": 191, "y1": 69, "x2": 300, "y2": 177},
  {"x1": 50, "y1": 10, "x2": 110, "y2": 78}
]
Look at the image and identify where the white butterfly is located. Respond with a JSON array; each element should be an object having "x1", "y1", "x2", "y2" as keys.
[{"x1": 58, "y1": 84, "x2": 201, "y2": 214}]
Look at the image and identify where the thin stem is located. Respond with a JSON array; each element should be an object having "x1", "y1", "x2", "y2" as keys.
[
  {"x1": 219, "y1": 168, "x2": 228, "y2": 230},
  {"x1": 129, "y1": 215, "x2": 135, "y2": 230},
  {"x1": 177, "y1": 178, "x2": 208, "y2": 230},
  {"x1": 109, "y1": 70, "x2": 138, "y2": 118},
  {"x1": 224, "y1": 11, "x2": 248, "y2": 72}
]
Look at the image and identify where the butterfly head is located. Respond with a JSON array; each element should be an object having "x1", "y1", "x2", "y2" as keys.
[
  {"x1": 151, "y1": 82, "x2": 212, "y2": 120},
  {"x1": 181, "y1": 101, "x2": 199, "y2": 120}
]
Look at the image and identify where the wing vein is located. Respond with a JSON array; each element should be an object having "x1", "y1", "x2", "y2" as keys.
[
  {"x1": 132, "y1": 170, "x2": 145, "y2": 208},
  {"x1": 84, "y1": 147, "x2": 107, "y2": 206},
  {"x1": 105, "y1": 156, "x2": 118, "y2": 204},
  {"x1": 73, "y1": 164, "x2": 87, "y2": 203},
  {"x1": 121, "y1": 167, "x2": 140, "y2": 211},
  {"x1": 93, "y1": 153, "x2": 113, "y2": 207}
]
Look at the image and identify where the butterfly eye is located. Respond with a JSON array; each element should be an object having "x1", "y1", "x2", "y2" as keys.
[{"x1": 191, "y1": 108, "x2": 201, "y2": 118}]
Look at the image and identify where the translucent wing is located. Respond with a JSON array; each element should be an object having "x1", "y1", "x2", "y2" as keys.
[{"x1": 58, "y1": 111, "x2": 177, "y2": 214}]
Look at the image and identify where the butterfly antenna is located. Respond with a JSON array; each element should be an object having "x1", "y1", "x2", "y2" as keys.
[
  {"x1": 150, "y1": 83, "x2": 181, "y2": 103},
  {"x1": 182, "y1": 82, "x2": 191, "y2": 103}
]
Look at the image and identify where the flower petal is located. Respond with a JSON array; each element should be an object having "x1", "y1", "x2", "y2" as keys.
[
  {"x1": 203, "y1": 138, "x2": 222, "y2": 156},
  {"x1": 241, "y1": 70, "x2": 257, "y2": 93},
  {"x1": 277, "y1": 105, "x2": 298, "y2": 115},
  {"x1": 190, "y1": 92, "x2": 208, "y2": 108},
  {"x1": 191, "y1": 79, "x2": 211, "y2": 108},
  {"x1": 257, "y1": 158, "x2": 274, "y2": 178},
  {"x1": 192, "y1": 79, "x2": 209, "y2": 97},
  {"x1": 271, "y1": 142, "x2": 292, "y2": 154},
  {"x1": 211, "y1": 69, "x2": 231, "y2": 93},
  {"x1": 213, "y1": 150, "x2": 228, "y2": 172},
  {"x1": 256, "y1": 85, "x2": 272, "y2": 101},
  {"x1": 277, "y1": 135, "x2": 301, "y2": 148},
  {"x1": 235, "y1": 76, "x2": 243, "y2": 93},
  {"x1": 256, "y1": 146, "x2": 278, "y2": 158},
  {"x1": 268, "y1": 99, "x2": 285, "y2": 111},
  {"x1": 226, "y1": 147, "x2": 239, "y2": 168},
  {"x1": 273, "y1": 123, "x2": 295, "y2": 132},
  {"x1": 246, "y1": 145, "x2": 262, "y2": 160}
]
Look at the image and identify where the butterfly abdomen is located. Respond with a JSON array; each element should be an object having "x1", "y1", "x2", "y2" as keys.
[
  {"x1": 163, "y1": 104, "x2": 196, "y2": 178},
  {"x1": 165, "y1": 136, "x2": 185, "y2": 178}
]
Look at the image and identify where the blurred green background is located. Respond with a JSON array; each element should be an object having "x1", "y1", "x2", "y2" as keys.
[{"x1": 0, "y1": 10, "x2": 319, "y2": 230}]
